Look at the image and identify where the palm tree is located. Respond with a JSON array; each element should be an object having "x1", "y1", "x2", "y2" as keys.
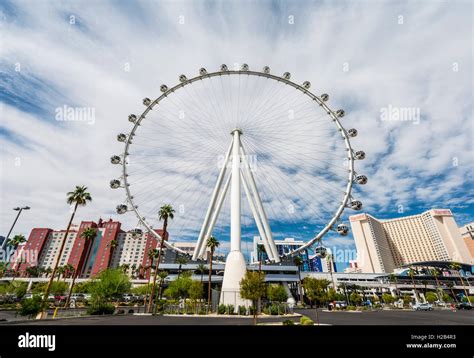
[
  {"x1": 42, "y1": 185, "x2": 91, "y2": 316},
  {"x1": 449, "y1": 263, "x2": 471, "y2": 304},
  {"x1": 8, "y1": 234, "x2": 26, "y2": 250},
  {"x1": 157, "y1": 270, "x2": 169, "y2": 300},
  {"x1": 136, "y1": 264, "x2": 144, "y2": 279},
  {"x1": 293, "y1": 256, "x2": 303, "y2": 303},
  {"x1": 26, "y1": 266, "x2": 39, "y2": 278},
  {"x1": 176, "y1": 255, "x2": 188, "y2": 278},
  {"x1": 148, "y1": 204, "x2": 175, "y2": 313},
  {"x1": 196, "y1": 263, "x2": 206, "y2": 283},
  {"x1": 64, "y1": 225, "x2": 97, "y2": 307},
  {"x1": 388, "y1": 273, "x2": 399, "y2": 297},
  {"x1": 56, "y1": 266, "x2": 66, "y2": 280},
  {"x1": 407, "y1": 268, "x2": 419, "y2": 303},
  {"x1": 7, "y1": 234, "x2": 26, "y2": 279},
  {"x1": 431, "y1": 269, "x2": 442, "y2": 302},
  {"x1": 446, "y1": 282, "x2": 458, "y2": 303},
  {"x1": 144, "y1": 249, "x2": 158, "y2": 308},
  {"x1": 206, "y1": 236, "x2": 220, "y2": 310},
  {"x1": 120, "y1": 264, "x2": 130, "y2": 274},
  {"x1": 64, "y1": 264, "x2": 75, "y2": 279},
  {"x1": 421, "y1": 280, "x2": 428, "y2": 299},
  {"x1": 43, "y1": 267, "x2": 52, "y2": 278}
]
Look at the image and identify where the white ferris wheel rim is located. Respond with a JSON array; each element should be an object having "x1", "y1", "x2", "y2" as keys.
[{"x1": 119, "y1": 67, "x2": 357, "y2": 258}]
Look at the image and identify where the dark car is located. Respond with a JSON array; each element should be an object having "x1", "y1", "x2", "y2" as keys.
[{"x1": 456, "y1": 302, "x2": 473, "y2": 310}]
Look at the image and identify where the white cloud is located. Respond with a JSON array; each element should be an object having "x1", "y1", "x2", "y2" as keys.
[{"x1": 0, "y1": 1, "x2": 472, "y2": 257}]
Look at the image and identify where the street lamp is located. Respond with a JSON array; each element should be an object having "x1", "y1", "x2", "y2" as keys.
[{"x1": 1, "y1": 206, "x2": 30, "y2": 252}]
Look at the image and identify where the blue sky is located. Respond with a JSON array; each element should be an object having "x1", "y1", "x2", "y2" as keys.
[{"x1": 0, "y1": 0, "x2": 473, "y2": 270}]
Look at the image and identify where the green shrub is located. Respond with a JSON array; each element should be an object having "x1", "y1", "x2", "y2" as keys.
[
  {"x1": 347, "y1": 305, "x2": 356, "y2": 310},
  {"x1": 72, "y1": 280, "x2": 95, "y2": 293},
  {"x1": 300, "y1": 316, "x2": 314, "y2": 325},
  {"x1": 238, "y1": 305, "x2": 247, "y2": 315},
  {"x1": 425, "y1": 292, "x2": 438, "y2": 303},
  {"x1": 299, "y1": 315, "x2": 310, "y2": 324},
  {"x1": 19, "y1": 296, "x2": 45, "y2": 317},
  {"x1": 283, "y1": 319, "x2": 295, "y2": 325},
  {"x1": 218, "y1": 304, "x2": 226, "y2": 314},
  {"x1": 270, "y1": 305, "x2": 279, "y2": 315},
  {"x1": 226, "y1": 304, "x2": 235, "y2": 314},
  {"x1": 32, "y1": 281, "x2": 68, "y2": 295},
  {"x1": 267, "y1": 284, "x2": 288, "y2": 303},
  {"x1": 87, "y1": 303, "x2": 115, "y2": 315}
]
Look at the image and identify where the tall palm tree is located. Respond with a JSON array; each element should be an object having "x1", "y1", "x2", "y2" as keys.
[
  {"x1": 64, "y1": 225, "x2": 97, "y2": 307},
  {"x1": 449, "y1": 263, "x2": 471, "y2": 304},
  {"x1": 407, "y1": 268, "x2": 418, "y2": 303},
  {"x1": 196, "y1": 263, "x2": 206, "y2": 283},
  {"x1": 144, "y1": 248, "x2": 158, "y2": 308},
  {"x1": 293, "y1": 256, "x2": 303, "y2": 303},
  {"x1": 176, "y1": 255, "x2": 188, "y2": 278},
  {"x1": 148, "y1": 204, "x2": 175, "y2": 313},
  {"x1": 42, "y1": 185, "x2": 91, "y2": 316},
  {"x1": 446, "y1": 282, "x2": 458, "y2": 303},
  {"x1": 430, "y1": 268, "x2": 442, "y2": 301},
  {"x1": 206, "y1": 236, "x2": 220, "y2": 309}
]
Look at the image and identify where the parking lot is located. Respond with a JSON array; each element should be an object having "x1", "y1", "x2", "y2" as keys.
[{"x1": 0, "y1": 308, "x2": 471, "y2": 325}]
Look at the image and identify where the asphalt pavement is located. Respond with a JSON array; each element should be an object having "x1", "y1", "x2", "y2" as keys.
[{"x1": 1, "y1": 308, "x2": 472, "y2": 325}]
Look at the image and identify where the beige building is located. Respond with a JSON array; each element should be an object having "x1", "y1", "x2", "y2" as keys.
[
  {"x1": 459, "y1": 222, "x2": 474, "y2": 259},
  {"x1": 349, "y1": 209, "x2": 472, "y2": 273},
  {"x1": 38, "y1": 229, "x2": 78, "y2": 270},
  {"x1": 109, "y1": 231, "x2": 148, "y2": 272}
]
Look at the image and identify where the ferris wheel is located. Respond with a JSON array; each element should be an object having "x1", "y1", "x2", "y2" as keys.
[{"x1": 110, "y1": 63, "x2": 367, "y2": 265}]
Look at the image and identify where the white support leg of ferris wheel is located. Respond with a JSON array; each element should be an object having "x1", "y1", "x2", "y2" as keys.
[
  {"x1": 199, "y1": 173, "x2": 231, "y2": 258},
  {"x1": 220, "y1": 129, "x2": 249, "y2": 308},
  {"x1": 240, "y1": 146, "x2": 280, "y2": 263},
  {"x1": 240, "y1": 170, "x2": 274, "y2": 262},
  {"x1": 192, "y1": 141, "x2": 233, "y2": 261}
]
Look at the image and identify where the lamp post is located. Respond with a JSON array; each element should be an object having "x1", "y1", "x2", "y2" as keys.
[{"x1": 1, "y1": 206, "x2": 30, "y2": 253}]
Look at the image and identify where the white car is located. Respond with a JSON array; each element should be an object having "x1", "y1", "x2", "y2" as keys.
[{"x1": 413, "y1": 303, "x2": 433, "y2": 311}]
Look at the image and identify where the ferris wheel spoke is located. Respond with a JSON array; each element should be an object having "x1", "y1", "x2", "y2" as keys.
[{"x1": 114, "y1": 68, "x2": 362, "y2": 259}]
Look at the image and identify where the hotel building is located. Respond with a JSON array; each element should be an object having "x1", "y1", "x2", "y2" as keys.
[
  {"x1": 16, "y1": 218, "x2": 160, "y2": 279},
  {"x1": 349, "y1": 209, "x2": 472, "y2": 273},
  {"x1": 460, "y1": 222, "x2": 474, "y2": 259}
]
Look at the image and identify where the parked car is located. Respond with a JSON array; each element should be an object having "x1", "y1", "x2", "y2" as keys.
[
  {"x1": 70, "y1": 293, "x2": 85, "y2": 302},
  {"x1": 335, "y1": 301, "x2": 347, "y2": 309},
  {"x1": 121, "y1": 294, "x2": 134, "y2": 303},
  {"x1": 456, "y1": 302, "x2": 473, "y2": 310},
  {"x1": 412, "y1": 303, "x2": 433, "y2": 311}
]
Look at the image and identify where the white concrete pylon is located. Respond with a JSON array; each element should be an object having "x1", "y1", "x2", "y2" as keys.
[
  {"x1": 240, "y1": 145, "x2": 280, "y2": 263},
  {"x1": 193, "y1": 128, "x2": 281, "y2": 308},
  {"x1": 192, "y1": 141, "x2": 233, "y2": 261}
]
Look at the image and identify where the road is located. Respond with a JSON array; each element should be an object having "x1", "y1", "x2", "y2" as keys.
[
  {"x1": 296, "y1": 308, "x2": 474, "y2": 325},
  {"x1": 1, "y1": 308, "x2": 472, "y2": 325}
]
